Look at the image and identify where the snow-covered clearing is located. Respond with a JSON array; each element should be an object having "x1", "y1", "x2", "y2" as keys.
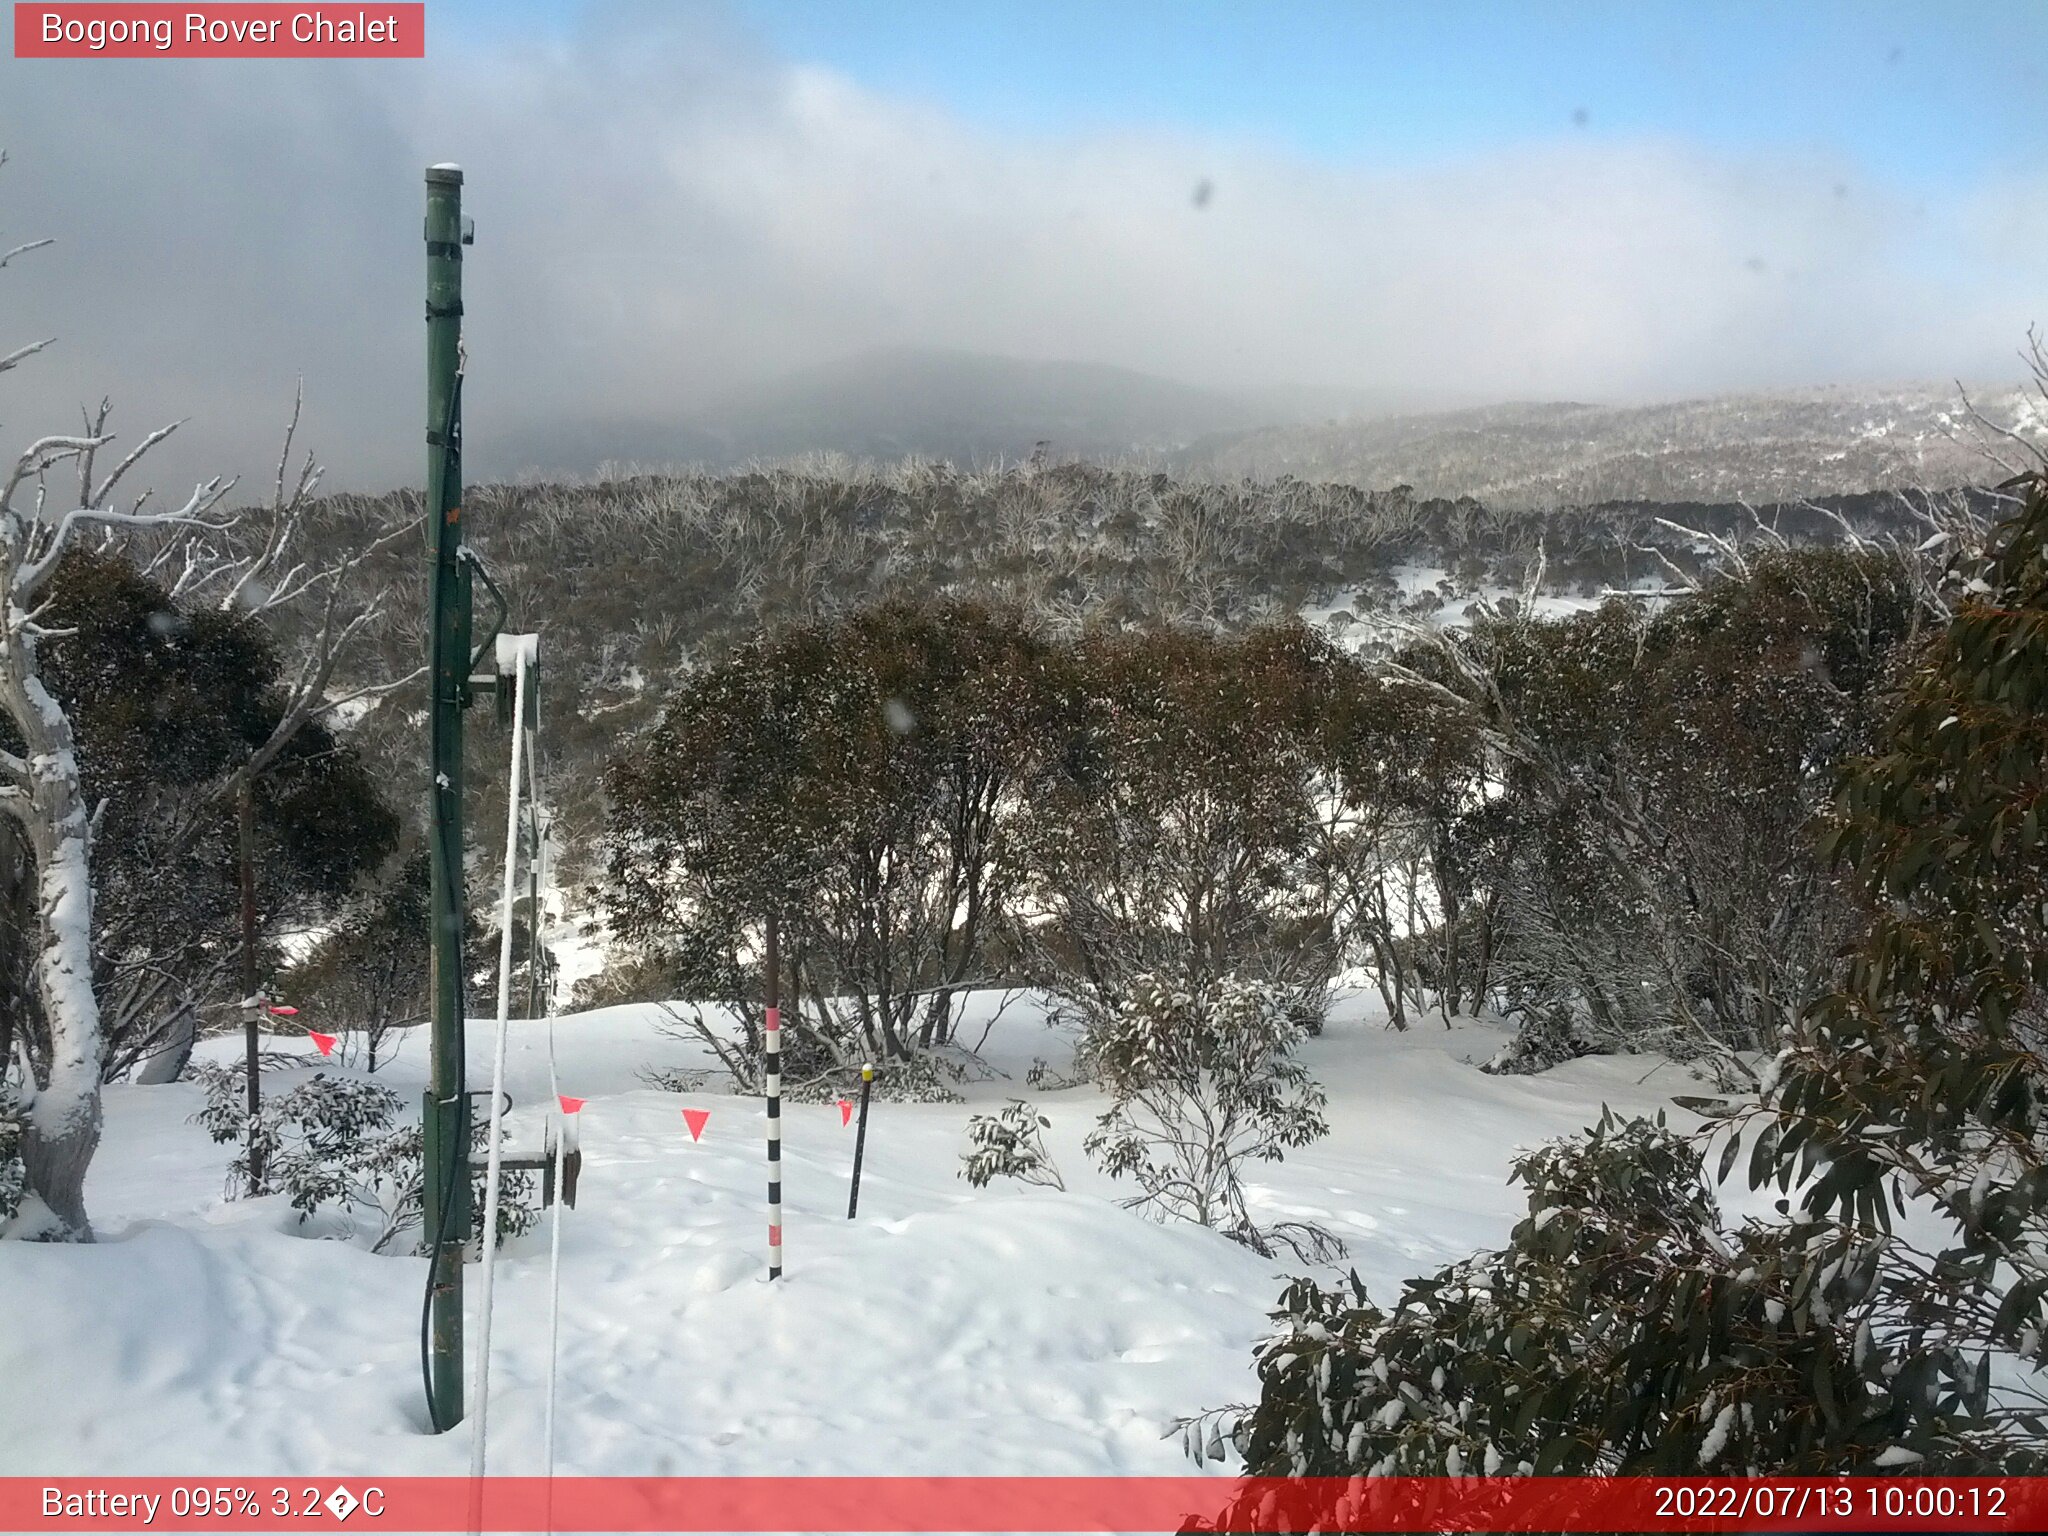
[
  {"x1": 0, "y1": 992, "x2": 1692, "y2": 1478},
  {"x1": 1296, "y1": 568, "x2": 1664, "y2": 656}
]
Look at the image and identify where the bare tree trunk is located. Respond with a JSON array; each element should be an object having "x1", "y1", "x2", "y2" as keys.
[
  {"x1": 8, "y1": 669, "x2": 104, "y2": 1239},
  {"x1": 130, "y1": 999, "x2": 197, "y2": 1085},
  {"x1": 1472, "y1": 890, "x2": 1497, "y2": 1012}
]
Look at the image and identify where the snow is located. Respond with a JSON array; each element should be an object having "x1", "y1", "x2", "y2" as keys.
[
  {"x1": 1696, "y1": 1401, "x2": 1735, "y2": 1467},
  {"x1": 0, "y1": 991, "x2": 1681, "y2": 1477},
  {"x1": 547, "y1": 911, "x2": 610, "y2": 998},
  {"x1": 324, "y1": 694, "x2": 378, "y2": 731},
  {"x1": 495, "y1": 633, "x2": 540, "y2": 669},
  {"x1": 1298, "y1": 566, "x2": 1649, "y2": 654}
]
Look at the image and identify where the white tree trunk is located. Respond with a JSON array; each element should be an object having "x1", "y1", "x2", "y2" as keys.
[{"x1": 5, "y1": 655, "x2": 104, "y2": 1240}]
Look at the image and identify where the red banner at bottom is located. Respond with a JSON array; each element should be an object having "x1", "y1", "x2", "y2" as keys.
[{"x1": 1, "y1": 1476, "x2": 2037, "y2": 1532}]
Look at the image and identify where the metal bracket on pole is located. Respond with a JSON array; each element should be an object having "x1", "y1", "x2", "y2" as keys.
[
  {"x1": 469, "y1": 631, "x2": 540, "y2": 730},
  {"x1": 461, "y1": 548, "x2": 510, "y2": 709}
]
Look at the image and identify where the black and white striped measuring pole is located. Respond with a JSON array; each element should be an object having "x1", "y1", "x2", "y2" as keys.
[{"x1": 764, "y1": 913, "x2": 783, "y2": 1281}]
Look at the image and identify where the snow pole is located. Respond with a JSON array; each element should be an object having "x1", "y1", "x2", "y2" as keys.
[
  {"x1": 764, "y1": 913, "x2": 783, "y2": 1281},
  {"x1": 846, "y1": 1062, "x2": 874, "y2": 1219}
]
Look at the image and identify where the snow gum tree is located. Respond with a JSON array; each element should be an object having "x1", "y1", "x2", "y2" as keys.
[
  {"x1": 0, "y1": 157, "x2": 230, "y2": 1238},
  {"x1": 1190, "y1": 476, "x2": 2048, "y2": 1495},
  {"x1": 0, "y1": 549, "x2": 399, "y2": 1088},
  {"x1": 1308, "y1": 656, "x2": 1491, "y2": 1029},
  {"x1": 1021, "y1": 624, "x2": 1348, "y2": 1031},
  {"x1": 603, "y1": 598, "x2": 1059, "y2": 1083},
  {"x1": 1388, "y1": 545, "x2": 1916, "y2": 1075},
  {"x1": 2, "y1": 489, "x2": 225, "y2": 1237}
]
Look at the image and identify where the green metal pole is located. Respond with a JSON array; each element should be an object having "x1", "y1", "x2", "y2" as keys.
[{"x1": 422, "y1": 162, "x2": 470, "y2": 1434}]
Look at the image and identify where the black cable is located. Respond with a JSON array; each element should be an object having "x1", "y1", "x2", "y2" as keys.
[
  {"x1": 419, "y1": 1084, "x2": 469, "y2": 1433},
  {"x1": 419, "y1": 1082, "x2": 516, "y2": 1433}
]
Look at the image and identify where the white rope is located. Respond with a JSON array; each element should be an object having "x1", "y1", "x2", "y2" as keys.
[
  {"x1": 544, "y1": 1038, "x2": 565, "y2": 1494},
  {"x1": 470, "y1": 644, "x2": 530, "y2": 1483},
  {"x1": 532, "y1": 713, "x2": 566, "y2": 1505}
]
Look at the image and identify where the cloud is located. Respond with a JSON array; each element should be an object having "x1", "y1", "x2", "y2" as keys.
[{"x1": 0, "y1": 0, "x2": 2040, "y2": 493}]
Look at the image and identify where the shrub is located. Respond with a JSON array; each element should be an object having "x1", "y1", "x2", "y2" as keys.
[
  {"x1": 193, "y1": 1062, "x2": 538, "y2": 1254},
  {"x1": 961, "y1": 1100, "x2": 1064, "y2": 1191},
  {"x1": 1193, "y1": 1110, "x2": 2039, "y2": 1494},
  {"x1": 1083, "y1": 974, "x2": 1335, "y2": 1259},
  {"x1": 0, "y1": 1080, "x2": 24, "y2": 1230}
]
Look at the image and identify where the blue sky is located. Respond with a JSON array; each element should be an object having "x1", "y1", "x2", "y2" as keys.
[{"x1": 446, "y1": 0, "x2": 2048, "y2": 188}]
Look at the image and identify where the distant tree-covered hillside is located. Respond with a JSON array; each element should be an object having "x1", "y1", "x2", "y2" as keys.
[{"x1": 230, "y1": 461, "x2": 2001, "y2": 880}]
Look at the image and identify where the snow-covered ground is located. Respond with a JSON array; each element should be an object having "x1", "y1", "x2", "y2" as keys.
[
  {"x1": 1296, "y1": 567, "x2": 1673, "y2": 655},
  {"x1": 0, "y1": 992, "x2": 1694, "y2": 1478}
]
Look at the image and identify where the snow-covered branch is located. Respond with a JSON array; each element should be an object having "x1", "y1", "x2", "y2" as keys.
[
  {"x1": 218, "y1": 381, "x2": 323, "y2": 613},
  {"x1": 0, "y1": 335, "x2": 54, "y2": 376},
  {"x1": 1, "y1": 433, "x2": 108, "y2": 521},
  {"x1": 14, "y1": 477, "x2": 236, "y2": 599},
  {"x1": 0, "y1": 237, "x2": 51, "y2": 271},
  {"x1": 83, "y1": 411, "x2": 192, "y2": 514}
]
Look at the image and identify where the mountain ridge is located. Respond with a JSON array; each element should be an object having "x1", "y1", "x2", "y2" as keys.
[{"x1": 470, "y1": 346, "x2": 2042, "y2": 507}]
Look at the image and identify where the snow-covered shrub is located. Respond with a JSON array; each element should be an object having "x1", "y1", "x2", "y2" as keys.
[
  {"x1": 1479, "y1": 1004, "x2": 1588, "y2": 1076},
  {"x1": 960, "y1": 1099, "x2": 1064, "y2": 1191},
  {"x1": 859, "y1": 1048, "x2": 968, "y2": 1103},
  {"x1": 192, "y1": 1063, "x2": 538, "y2": 1254},
  {"x1": 1189, "y1": 1110, "x2": 2041, "y2": 1502},
  {"x1": 0, "y1": 1079, "x2": 25, "y2": 1230},
  {"x1": 1023, "y1": 1053, "x2": 1086, "y2": 1093},
  {"x1": 193, "y1": 1062, "x2": 399, "y2": 1206},
  {"x1": 1082, "y1": 974, "x2": 1334, "y2": 1258},
  {"x1": 346, "y1": 1121, "x2": 540, "y2": 1256},
  {"x1": 648, "y1": 997, "x2": 833, "y2": 1099}
]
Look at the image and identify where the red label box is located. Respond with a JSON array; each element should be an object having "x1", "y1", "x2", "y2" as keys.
[
  {"x1": 13, "y1": 4, "x2": 425, "y2": 57},
  {"x1": 0, "y1": 1476, "x2": 2040, "y2": 1532}
]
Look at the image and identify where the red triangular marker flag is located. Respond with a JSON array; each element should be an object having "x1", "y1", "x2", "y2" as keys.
[
  {"x1": 682, "y1": 1107, "x2": 710, "y2": 1142},
  {"x1": 558, "y1": 1095, "x2": 585, "y2": 1115},
  {"x1": 307, "y1": 1032, "x2": 337, "y2": 1058},
  {"x1": 836, "y1": 1098, "x2": 853, "y2": 1126},
  {"x1": 268, "y1": 1004, "x2": 299, "y2": 1017}
]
